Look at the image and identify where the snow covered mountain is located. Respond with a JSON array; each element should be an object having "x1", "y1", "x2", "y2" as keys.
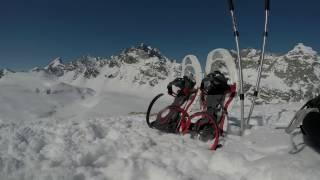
[
  {"x1": 238, "y1": 43, "x2": 320, "y2": 103},
  {"x1": 2, "y1": 43, "x2": 320, "y2": 103},
  {"x1": 0, "y1": 69, "x2": 15, "y2": 79},
  {"x1": 35, "y1": 43, "x2": 180, "y2": 91}
]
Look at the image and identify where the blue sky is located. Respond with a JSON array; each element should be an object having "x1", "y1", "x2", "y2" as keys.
[{"x1": 0, "y1": 0, "x2": 319, "y2": 70}]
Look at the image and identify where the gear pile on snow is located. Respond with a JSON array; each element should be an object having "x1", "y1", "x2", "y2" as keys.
[
  {"x1": 146, "y1": 0, "x2": 272, "y2": 150},
  {"x1": 146, "y1": 49, "x2": 238, "y2": 150}
]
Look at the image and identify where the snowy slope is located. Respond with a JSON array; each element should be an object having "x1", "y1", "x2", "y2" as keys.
[{"x1": 0, "y1": 72, "x2": 320, "y2": 180}]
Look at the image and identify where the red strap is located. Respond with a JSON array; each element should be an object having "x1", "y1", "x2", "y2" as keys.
[
  {"x1": 177, "y1": 89, "x2": 198, "y2": 133},
  {"x1": 183, "y1": 88, "x2": 190, "y2": 96},
  {"x1": 229, "y1": 83, "x2": 237, "y2": 93}
]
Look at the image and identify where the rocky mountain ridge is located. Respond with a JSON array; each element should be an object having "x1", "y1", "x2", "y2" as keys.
[{"x1": 1, "y1": 43, "x2": 319, "y2": 103}]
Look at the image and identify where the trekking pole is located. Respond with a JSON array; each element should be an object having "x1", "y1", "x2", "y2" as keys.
[
  {"x1": 246, "y1": 0, "x2": 270, "y2": 126},
  {"x1": 227, "y1": 0, "x2": 245, "y2": 135}
]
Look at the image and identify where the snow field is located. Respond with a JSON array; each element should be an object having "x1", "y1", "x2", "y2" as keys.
[
  {"x1": 2, "y1": 111, "x2": 320, "y2": 180},
  {"x1": 0, "y1": 72, "x2": 320, "y2": 180}
]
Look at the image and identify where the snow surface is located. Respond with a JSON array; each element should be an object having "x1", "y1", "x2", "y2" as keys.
[{"x1": 0, "y1": 72, "x2": 320, "y2": 180}]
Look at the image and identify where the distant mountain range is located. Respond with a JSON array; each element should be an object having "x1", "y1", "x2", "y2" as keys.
[
  {"x1": 236, "y1": 43, "x2": 320, "y2": 103},
  {"x1": 1, "y1": 43, "x2": 319, "y2": 103}
]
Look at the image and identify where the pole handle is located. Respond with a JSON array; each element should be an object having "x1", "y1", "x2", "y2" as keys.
[
  {"x1": 265, "y1": 0, "x2": 270, "y2": 10},
  {"x1": 228, "y1": 0, "x2": 234, "y2": 11}
]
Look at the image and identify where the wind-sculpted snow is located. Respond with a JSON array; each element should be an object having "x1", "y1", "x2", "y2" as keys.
[{"x1": 0, "y1": 74, "x2": 320, "y2": 180}]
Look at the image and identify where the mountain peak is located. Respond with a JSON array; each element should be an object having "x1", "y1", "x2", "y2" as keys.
[
  {"x1": 287, "y1": 43, "x2": 317, "y2": 58},
  {"x1": 45, "y1": 57, "x2": 64, "y2": 69},
  {"x1": 138, "y1": 43, "x2": 153, "y2": 51},
  {"x1": 2, "y1": 68, "x2": 15, "y2": 73},
  {"x1": 120, "y1": 43, "x2": 166, "y2": 61},
  {"x1": 0, "y1": 68, "x2": 15, "y2": 78},
  {"x1": 44, "y1": 57, "x2": 66, "y2": 77}
]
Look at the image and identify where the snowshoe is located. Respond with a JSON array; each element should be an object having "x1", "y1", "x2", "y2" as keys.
[
  {"x1": 146, "y1": 50, "x2": 238, "y2": 151},
  {"x1": 183, "y1": 49, "x2": 238, "y2": 150},
  {"x1": 205, "y1": 49, "x2": 238, "y2": 132},
  {"x1": 187, "y1": 49, "x2": 238, "y2": 150},
  {"x1": 148, "y1": 93, "x2": 188, "y2": 133},
  {"x1": 146, "y1": 55, "x2": 202, "y2": 133}
]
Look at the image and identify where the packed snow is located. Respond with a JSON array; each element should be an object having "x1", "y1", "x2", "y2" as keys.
[{"x1": 0, "y1": 72, "x2": 320, "y2": 180}]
